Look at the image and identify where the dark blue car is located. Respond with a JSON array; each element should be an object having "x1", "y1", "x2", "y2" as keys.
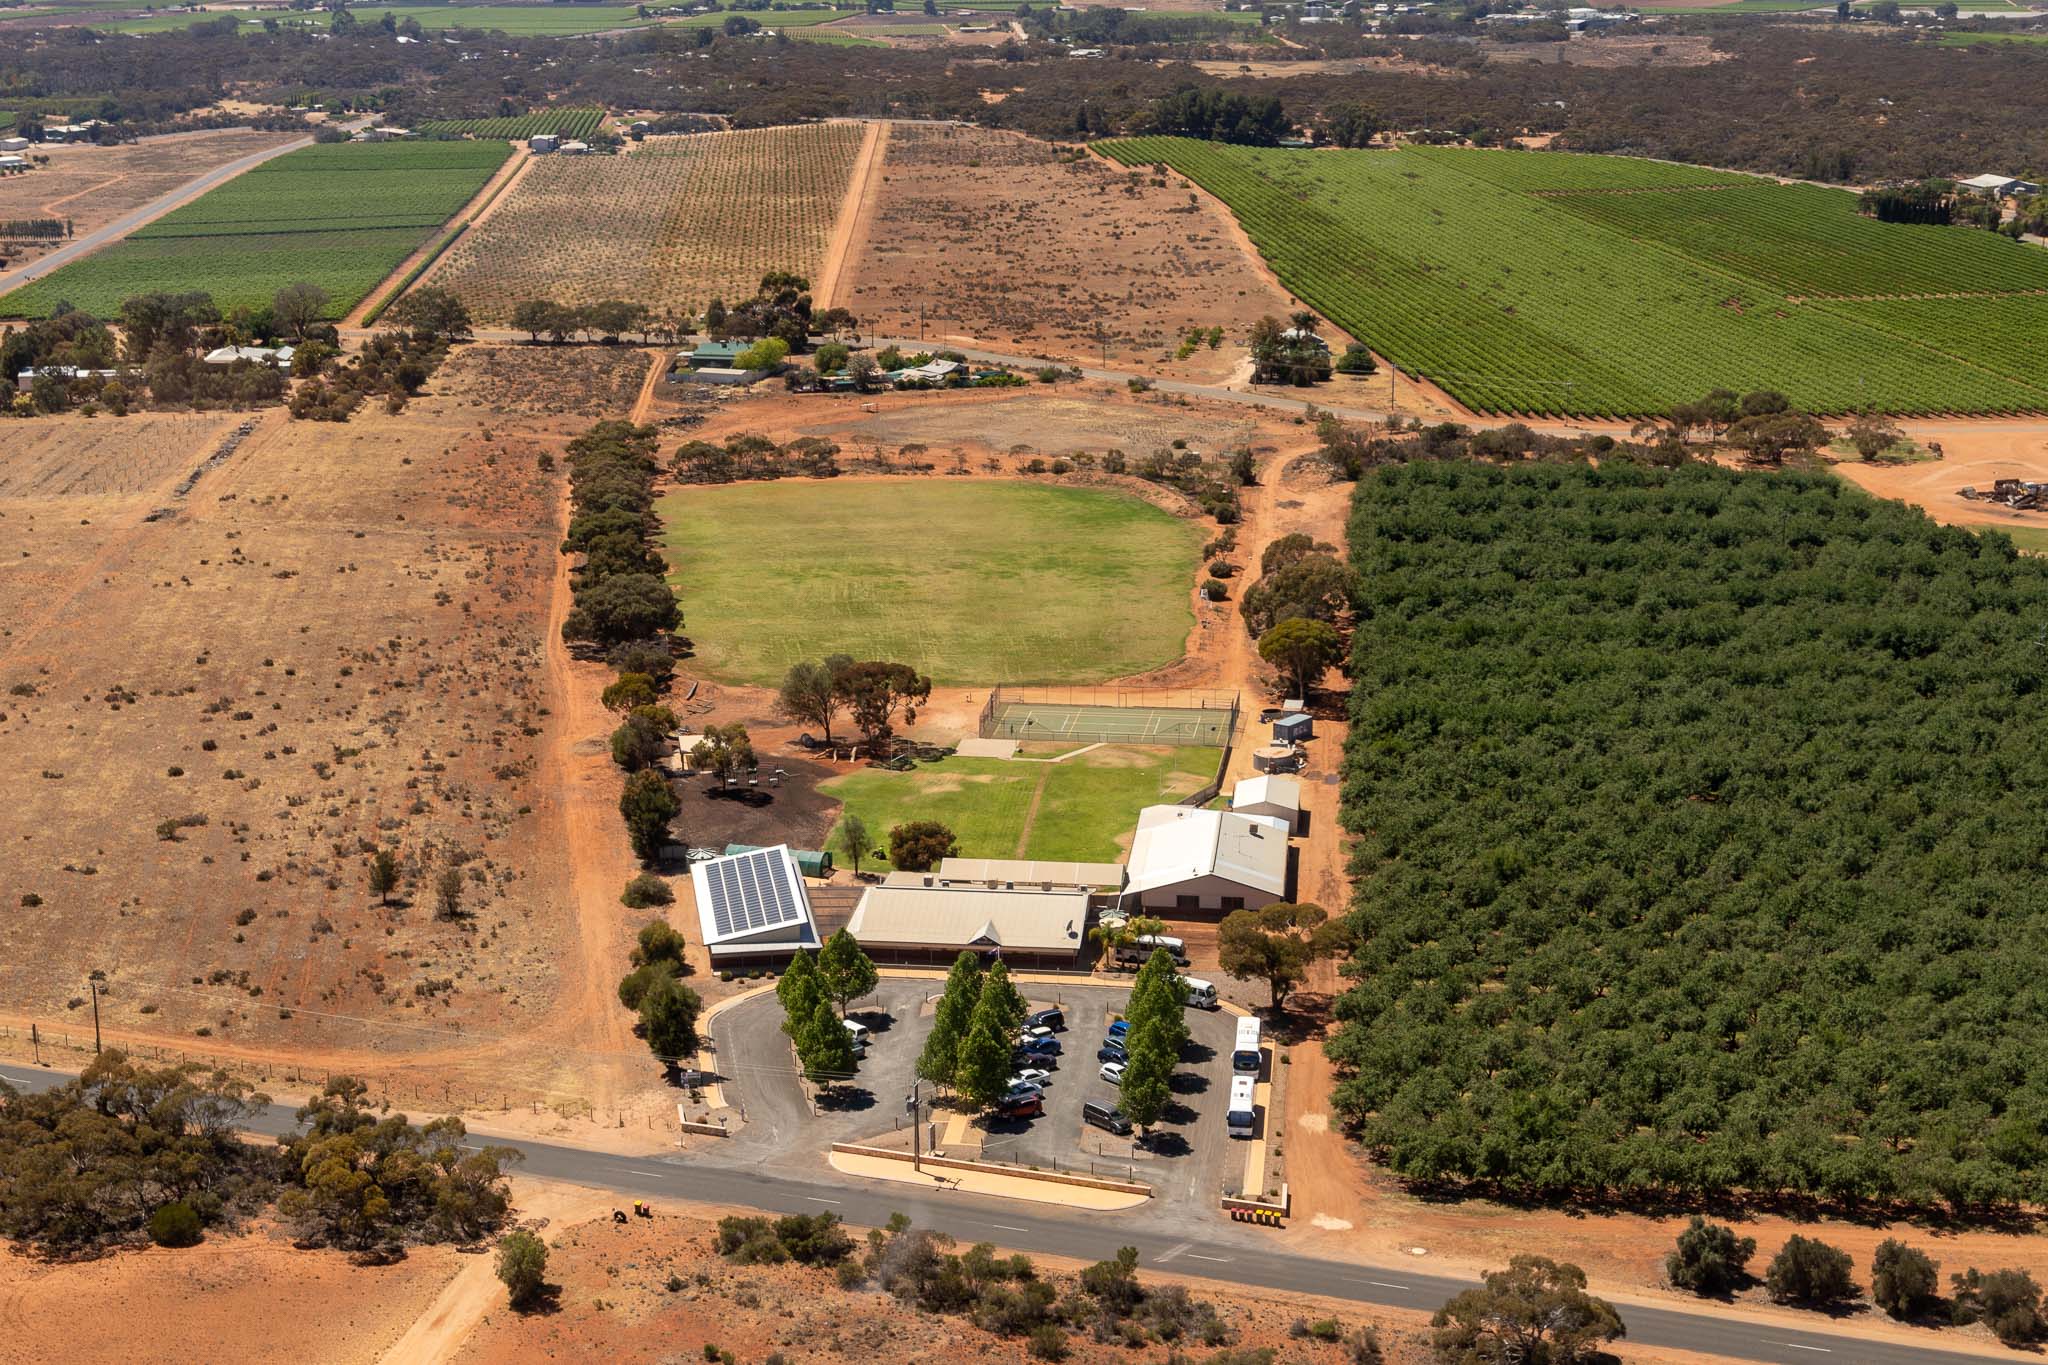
[
  {"x1": 1016, "y1": 1034, "x2": 1063, "y2": 1058},
  {"x1": 1097, "y1": 1041, "x2": 1128, "y2": 1065}
]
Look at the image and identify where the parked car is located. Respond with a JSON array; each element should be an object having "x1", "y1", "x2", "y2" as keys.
[
  {"x1": 1106, "y1": 1018, "x2": 1129, "y2": 1040},
  {"x1": 1011, "y1": 1047, "x2": 1057, "y2": 1071},
  {"x1": 1017, "y1": 1034, "x2": 1063, "y2": 1058},
  {"x1": 1083, "y1": 1100, "x2": 1133, "y2": 1136},
  {"x1": 1099, "y1": 1061, "x2": 1127, "y2": 1086},
  {"x1": 992, "y1": 1092, "x2": 1044, "y2": 1120},
  {"x1": 1009, "y1": 1067, "x2": 1052, "y2": 1088},
  {"x1": 1096, "y1": 1042, "x2": 1128, "y2": 1065},
  {"x1": 1004, "y1": 1079, "x2": 1044, "y2": 1101},
  {"x1": 1026, "y1": 1007, "x2": 1065, "y2": 1032}
]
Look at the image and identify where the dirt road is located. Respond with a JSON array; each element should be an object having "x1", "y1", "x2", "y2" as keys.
[{"x1": 814, "y1": 119, "x2": 889, "y2": 313}]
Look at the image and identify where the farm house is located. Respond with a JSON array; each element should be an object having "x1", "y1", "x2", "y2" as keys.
[
  {"x1": 1121, "y1": 806, "x2": 1290, "y2": 916},
  {"x1": 845, "y1": 872, "x2": 1089, "y2": 969}
]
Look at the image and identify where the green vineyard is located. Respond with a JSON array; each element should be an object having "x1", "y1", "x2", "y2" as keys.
[
  {"x1": 1, "y1": 140, "x2": 512, "y2": 320},
  {"x1": 1100, "y1": 138, "x2": 2048, "y2": 418},
  {"x1": 415, "y1": 108, "x2": 607, "y2": 141}
]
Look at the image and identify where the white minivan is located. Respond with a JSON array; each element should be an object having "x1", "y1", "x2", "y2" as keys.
[
  {"x1": 843, "y1": 1018, "x2": 870, "y2": 1055},
  {"x1": 1179, "y1": 977, "x2": 1218, "y2": 1010}
]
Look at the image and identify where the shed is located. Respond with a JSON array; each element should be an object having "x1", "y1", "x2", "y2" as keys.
[
  {"x1": 724, "y1": 843, "x2": 835, "y2": 878},
  {"x1": 0, "y1": 137, "x2": 30, "y2": 153},
  {"x1": 1959, "y1": 174, "x2": 2040, "y2": 198},
  {"x1": 1230, "y1": 774, "x2": 1303, "y2": 833},
  {"x1": 529, "y1": 133, "x2": 560, "y2": 153},
  {"x1": 203, "y1": 345, "x2": 295, "y2": 367},
  {"x1": 1122, "y1": 805, "x2": 1289, "y2": 916},
  {"x1": 0, "y1": 155, "x2": 28, "y2": 171},
  {"x1": 1273, "y1": 712, "x2": 1313, "y2": 744}
]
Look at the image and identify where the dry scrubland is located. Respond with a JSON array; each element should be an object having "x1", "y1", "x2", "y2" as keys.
[
  {"x1": 432, "y1": 124, "x2": 864, "y2": 324},
  {"x1": 0, "y1": 348, "x2": 627, "y2": 1074},
  {"x1": 842, "y1": 125, "x2": 1295, "y2": 382},
  {"x1": 0, "y1": 129, "x2": 298, "y2": 275}
]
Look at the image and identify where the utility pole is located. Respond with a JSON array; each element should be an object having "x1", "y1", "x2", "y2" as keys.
[
  {"x1": 907, "y1": 1080, "x2": 922, "y2": 1172},
  {"x1": 31, "y1": 1023, "x2": 41, "y2": 1066},
  {"x1": 89, "y1": 979, "x2": 101, "y2": 1055}
]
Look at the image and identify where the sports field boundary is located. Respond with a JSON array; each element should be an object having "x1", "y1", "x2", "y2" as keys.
[{"x1": 980, "y1": 685, "x2": 1240, "y2": 748}]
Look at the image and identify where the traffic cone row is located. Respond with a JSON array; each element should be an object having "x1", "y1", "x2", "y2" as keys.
[{"x1": 1230, "y1": 1206, "x2": 1284, "y2": 1226}]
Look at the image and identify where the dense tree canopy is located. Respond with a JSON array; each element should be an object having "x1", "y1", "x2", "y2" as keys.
[{"x1": 1332, "y1": 461, "x2": 2048, "y2": 1211}]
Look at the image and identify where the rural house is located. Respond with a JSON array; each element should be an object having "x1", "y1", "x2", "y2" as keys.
[{"x1": 1959, "y1": 174, "x2": 2041, "y2": 199}]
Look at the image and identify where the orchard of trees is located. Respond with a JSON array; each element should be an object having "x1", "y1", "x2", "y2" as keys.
[{"x1": 1332, "y1": 461, "x2": 2048, "y2": 1211}]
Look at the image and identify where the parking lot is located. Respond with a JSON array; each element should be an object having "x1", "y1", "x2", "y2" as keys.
[{"x1": 708, "y1": 977, "x2": 1242, "y2": 1214}]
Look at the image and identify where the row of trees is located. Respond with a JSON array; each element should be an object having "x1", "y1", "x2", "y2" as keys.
[
  {"x1": 1102, "y1": 949, "x2": 1189, "y2": 1132},
  {"x1": 913, "y1": 952, "x2": 1032, "y2": 1110},
  {"x1": 1241, "y1": 527, "x2": 1350, "y2": 702},
  {"x1": 775, "y1": 654, "x2": 933, "y2": 751},
  {"x1": 616, "y1": 917, "x2": 703, "y2": 1071},
  {"x1": 1667, "y1": 1215, "x2": 2046, "y2": 1345},
  {"x1": 774, "y1": 931, "x2": 880, "y2": 1082}
]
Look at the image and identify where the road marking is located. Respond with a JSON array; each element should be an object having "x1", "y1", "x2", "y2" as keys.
[
  {"x1": 1351, "y1": 1279, "x2": 1409, "y2": 1290},
  {"x1": 627, "y1": 1169, "x2": 666, "y2": 1177},
  {"x1": 991, "y1": 1224, "x2": 1029, "y2": 1232},
  {"x1": 1187, "y1": 1254, "x2": 1232, "y2": 1263},
  {"x1": 1774, "y1": 1346, "x2": 1831, "y2": 1355},
  {"x1": 806, "y1": 1196, "x2": 843, "y2": 1205},
  {"x1": 1155, "y1": 1242, "x2": 1192, "y2": 1264}
]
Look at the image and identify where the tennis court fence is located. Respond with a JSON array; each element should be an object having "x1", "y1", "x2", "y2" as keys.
[{"x1": 978, "y1": 685, "x2": 1241, "y2": 748}]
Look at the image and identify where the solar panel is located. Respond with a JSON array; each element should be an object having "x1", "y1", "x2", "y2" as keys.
[{"x1": 702, "y1": 848, "x2": 805, "y2": 942}]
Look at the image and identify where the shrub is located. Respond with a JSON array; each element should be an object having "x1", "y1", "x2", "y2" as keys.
[
  {"x1": 1871, "y1": 1238, "x2": 1939, "y2": 1319},
  {"x1": 496, "y1": 1230, "x2": 548, "y2": 1308},
  {"x1": 620, "y1": 873, "x2": 673, "y2": 908},
  {"x1": 1666, "y1": 1216, "x2": 1755, "y2": 1296},
  {"x1": 1765, "y1": 1235, "x2": 1855, "y2": 1305},
  {"x1": 1027, "y1": 1324, "x2": 1068, "y2": 1360},
  {"x1": 1953, "y1": 1267, "x2": 2044, "y2": 1345},
  {"x1": 148, "y1": 1201, "x2": 203, "y2": 1247}
]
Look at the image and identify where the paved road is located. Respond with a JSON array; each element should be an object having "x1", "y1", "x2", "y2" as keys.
[
  {"x1": 0, "y1": 1060, "x2": 1989, "y2": 1365},
  {"x1": 0, "y1": 127, "x2": 363, "y2": 301}
]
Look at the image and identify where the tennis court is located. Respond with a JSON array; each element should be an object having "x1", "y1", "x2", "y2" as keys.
[{"x1": 985, "y1": 699, "x2": 1235, "y2": 747}]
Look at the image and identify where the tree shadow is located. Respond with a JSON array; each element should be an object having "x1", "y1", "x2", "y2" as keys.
[
  {"x1": 1161, "y1": 1100, "x2": 1199, "y2": 1126},
  {"x1": 1179, "y1": 1041, "x2": 1217, "y2": 1065},
  {"x1": 1168, "y1": 1072, "x2": 1209, "y2": 1096},
  {"x1": 850, "y1": 1008, "x2": 897, "y2": 1035},
  {"x1": 510, "y1": 1284, "x2": 563, "y2": 1316},
  {"x1": 1139, "y1": 1130, "x2": 1192, "y2": 1158},
  {"x1": 815, "y1": 1085, "x2": 875, "y2": 1112}
]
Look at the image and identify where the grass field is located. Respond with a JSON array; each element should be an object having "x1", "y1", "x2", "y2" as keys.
[
  {"x1": 2, "y1": 140, "x2": 510, "y2": 319},
  {"x1": 1101, "y1": 139, "x2": 2048, "y2": 418},
  {"x1": 659, "y1": 481, "x2": 1202, "y2": 687},
  {"x1": 414, "y1": 108, "x2": 607, "y2": 141},
  {"x1": 821, "y1": 745, "x2": 1220, "y2": 868},
  {"x1": 433, "y1": 124, "x2": 860, "y2": 324}
]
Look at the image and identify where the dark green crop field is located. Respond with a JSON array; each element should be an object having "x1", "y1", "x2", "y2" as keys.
[
  {"x1": 1100, "y1": 139, "x2": 2048, "y2": 418},
  {"x1": 1332, "y1": 460, "x2": 2048, "y2": 1209}
]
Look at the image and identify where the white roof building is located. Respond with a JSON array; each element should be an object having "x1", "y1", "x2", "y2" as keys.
[
  {"x1": 848, "y1": 872, "x2": 1089, "y2": 966},
  {"x1": 1123, "y1": 805, "x2": 1289, "y2": 915},
  {"x1": 1230, "y1": 774, "x2": 1303, "y2": 832},
  {"x1": 203, "y1": 345, "x2": 295, "y2": 366},
  {"x1": 691, "y1": 845, "x2": 819, "y2": 965},
  {"x1": 936, "y1": 857, "x2": 1127, "y2": 892},
  {"x1": 0, "y1": 155, "x2": 28, "y2": 170},
  {"x1": 1959, "y1": 174, "x2": 2040, "y2": 198}
]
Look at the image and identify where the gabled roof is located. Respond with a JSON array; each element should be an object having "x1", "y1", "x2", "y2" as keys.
[
  {"x1": 849, "y1": 875, "x2": 1089, "y2": 954},
  {"x1": 691, "y1": 845, "x2": 818, "y2": 953},
  {"x1": 1124, "y1": 805, "x2": 1288, "y2": 899},
  {"x1": 936, "y1": 857, "x2": 1126, "y2": 890},
  {"x1": 1231, "y1": 774, "x2": 1302, "y2": 813}
]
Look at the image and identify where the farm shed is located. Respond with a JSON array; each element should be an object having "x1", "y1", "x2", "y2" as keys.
[
  {"x1": 846, "y1": 872, "x2": 1089, "y2": 968},
  {"x1": 1959, "y1": 174, "x2": 2041, "y2": 199},
  {"x1": 724, "y1": 843, "x2": 835, "y2": 878},
  {"x1": 203, "y1": 345, "x2": 295, "y2": 367},
  {"x1": 15, "y1": 366, "x2": 118, "y2": 392},
  {"x1": 0, "y1": 155, "x2": 28, "y2": 171},
  {"x1": 560, "y1": 140, "x2": 591, "y2": 155},
  {"x1": 1230, "y1": 774, "x2": 1302, "y2": 833},
  {"x1": 0, "y1": 137, "x2": 29, "y2": 153},
  {"x1": 529, "y1": 134, "x2": 560, "y2": 153},
  {"x1": 1122, "y1": 806, "x2": 1289, "y2": 916},
  {"x1": 691, "y1": 845, "x2": 820, "y2": 968}
]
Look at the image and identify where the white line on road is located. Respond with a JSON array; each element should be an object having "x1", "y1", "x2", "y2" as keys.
[
  {"x1": 991, "y1": 1224, "x2": 1029, "y2": 1232},
  {"x1": 806, "y1": 1196, "x2": 843, "y2": 1205},
  {"x1": 1187, "y1": 1254, "x2": 1233, "y2": 1263},
  {"x1": 627, "y1": 1169, "x2": 667, "y2": 1177},
  {"x1": 1774, "y1": 1345, "x2": 1832, "y2": 1354},
  {"x1": 1354, "y1": 1280, "x2": 1409, "y2": 1290}
]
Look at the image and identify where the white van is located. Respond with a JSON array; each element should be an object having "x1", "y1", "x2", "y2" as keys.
[
  {"x1": 842, "y1": 1018, "x2": 870, "y2": 1054},
  {"x1": 1137, "y1": 933, "x2": 1188, "y2": 964},
  {"x1": 1179, "y1": 977, "x2": 1218, "y2": 1010}
]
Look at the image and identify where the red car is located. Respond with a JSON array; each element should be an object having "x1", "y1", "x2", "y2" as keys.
[{"x1": 993, "y1": 1093, "x2": 1044, "y2": 1120}]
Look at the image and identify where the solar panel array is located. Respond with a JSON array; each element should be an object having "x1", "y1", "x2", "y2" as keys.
[{"x1": 703, "y1": 847, "x2": 804, "y2": 940}]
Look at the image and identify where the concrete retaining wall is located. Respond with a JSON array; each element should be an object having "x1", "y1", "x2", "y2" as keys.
[{"x1": 831, "y1": 1142, "x2": 1151, "y2": 1197}]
